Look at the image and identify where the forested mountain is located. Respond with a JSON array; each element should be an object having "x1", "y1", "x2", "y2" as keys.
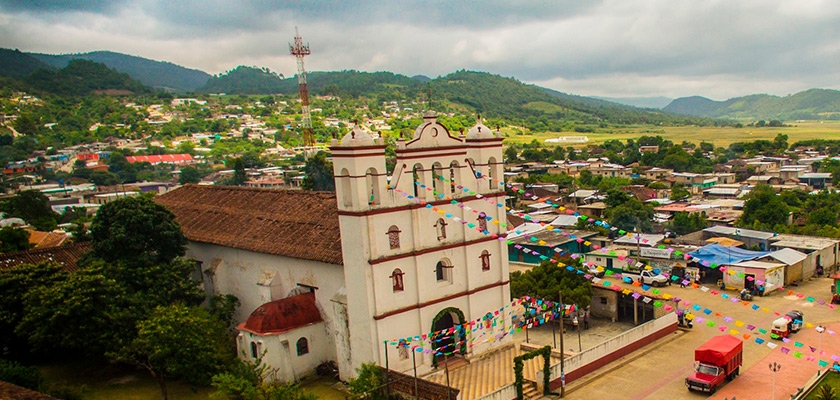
[
  {"x1": 23, "y1": 59, "x2": 151, "y2": 96},
  {"x1": 29, "y1": 50, "x2": 210, "y2": 92},
  {"x1": 199, "y1": 66, "x2": 286, "y2": 94},
  {"x1": 592, "y1": 96, "x2": 673, "y2": 109},
  {"x1": 202, "y1": 68, "x2": 716, "y2": 127},
  {"x1": 0, "y1": 48, "x2": 54, "y2": 78},
  {"x1": 664, "y1": 89, "x2": 840, "y2": 120}
]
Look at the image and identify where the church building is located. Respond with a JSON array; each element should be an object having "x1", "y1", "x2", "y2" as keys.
[{"x1": 156, "y1": 113, "x2": 511, "y2": 381}]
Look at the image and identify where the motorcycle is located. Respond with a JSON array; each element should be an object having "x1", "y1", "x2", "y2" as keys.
[{"x1": 677, "y1": 310, "x2": 693, "y2": 328}]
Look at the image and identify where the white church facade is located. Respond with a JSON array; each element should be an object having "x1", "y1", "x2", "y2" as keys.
[{"x1": 156, "y1": 113, "x2": 512, "y2": 381}]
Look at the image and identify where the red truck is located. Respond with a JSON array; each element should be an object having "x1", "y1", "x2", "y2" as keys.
[{"x1": 685, "y1": 335, "x2": 743, "y2": 393}]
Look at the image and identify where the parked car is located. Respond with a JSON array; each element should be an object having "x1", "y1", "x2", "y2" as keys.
[
  {"x1": 638, "y1": 270, "x2": 669, "y2": 287},
  {"x1": 587, "y1": 264, "x2": 605, "y2": 278}
]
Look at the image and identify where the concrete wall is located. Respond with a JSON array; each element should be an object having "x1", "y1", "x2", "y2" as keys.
[
  {"x1": 472, "y1": 313, "x2": 677, "y2": 400},
  {"x1": 542, "y1": 313, "x2": 677, "y2": 391}
]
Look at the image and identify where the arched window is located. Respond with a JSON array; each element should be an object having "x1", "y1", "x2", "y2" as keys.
[
  {"x1": 436, "y1": 260, "x2": 453, "y2": 283},
  {"x1": 449, "y1": 161, "x2": 459, "y2": 195},
  {"x1": 250, "y1": 341, "x2": 258, "y2": 358},
  {"x1": 488, "y1": 157, "x2": 498, "y2": 190},
  {"x1": 435, "y1": 218, "x2": 447, "y2": 240},
  {"x1": 480, "y1": 250, "x2": 491, "y2": 271},
  {"x1": 366, "y1": 167, "x2": 380, "y2": 205},
  {"x1": 339, "y1": 168, "x2": 352, "y2": 207},
  {"x1": 412, "y1": 164, "x2": 423, "y2": 198},
  {"x1": 432, "y1": 162, "x2": 444, "y2": 196},
  {"x1": 387, "y1": 225, "x2": 401, "y2": 249},
  {"x1": 296, "y1": 337, "x2": 309, "y2": 356},
  {"x1": 391, "y1": 268, "x2": 405, "y2": 292},
  {"x1": 478, "y1": 213, "x2": 488, "y2": 232}
]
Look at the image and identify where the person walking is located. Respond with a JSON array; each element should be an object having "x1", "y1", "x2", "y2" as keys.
[
  {"x1": 583, "y1": 309, "x2": 590, "y2": 330},
  {"x1": 680, "y1": 272, "x2": 689, "y2": 288}
]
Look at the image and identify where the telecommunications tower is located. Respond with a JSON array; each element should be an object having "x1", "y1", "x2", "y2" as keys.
[{"x1": 289, "y1": 27, "x2": 315, "y2": 152}]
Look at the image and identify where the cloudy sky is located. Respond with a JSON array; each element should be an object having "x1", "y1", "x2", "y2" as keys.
[{"x1": 1, "y1": 0, "x2": 838, "y2": 100}]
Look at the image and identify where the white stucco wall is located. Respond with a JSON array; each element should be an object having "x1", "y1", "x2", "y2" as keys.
[{"x1": 237, "y1": 322, "x2": 331, "y2": 382}]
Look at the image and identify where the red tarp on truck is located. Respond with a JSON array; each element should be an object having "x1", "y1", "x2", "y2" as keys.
[{"x1": 695, "y1": 335, "x2": 743, "y2": 365}]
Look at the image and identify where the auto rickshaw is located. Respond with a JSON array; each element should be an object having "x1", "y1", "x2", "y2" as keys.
[{"x1": 771, "y1": 310, "x2": 804, "y2": 339}]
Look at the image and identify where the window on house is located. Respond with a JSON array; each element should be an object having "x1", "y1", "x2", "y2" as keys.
[
  {"x1": 480, "y1": 250, "x2": 491, "y2": 271},
  {"x1": 391, "y1": 268, "x2": 405, "y2": 292},
  {"x1": 478, "y1": 213, "x2": 488, "y2": 232},
  {"x1": 250, "y1": 341, "x2": 258, "y2": 358},
  {"x1": 436, "y1": 261, "x2": 453, "y2": 283},
  {"x1": 600, "y1": 297, "x2": 608, "y2": 305},
  {"x1": 387, "y1": 225, "x2": 401, "y2": 249},
  {"x1": 296, "y1": 337, "x2": 309, "y2": 356},
  {"x1": 435, "y1": 218, "x2": 447, "y2": 240}
]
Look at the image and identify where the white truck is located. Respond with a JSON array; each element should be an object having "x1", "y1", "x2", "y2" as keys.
[{"x1": 638, "y1": 270, "x2": 669, "y2": 287}]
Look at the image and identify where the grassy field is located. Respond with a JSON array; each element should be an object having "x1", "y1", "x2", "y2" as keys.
[
  {"x1": 803, "y1": 370, "x2": 840, "y2": 400},
  {"x1": 39, "y1": 360, "x2": 346, "y2": 400},
  {"x1": 501, "y1": 120, "x2": 840, "y2": 148}
]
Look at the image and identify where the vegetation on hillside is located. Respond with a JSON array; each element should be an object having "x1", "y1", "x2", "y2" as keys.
[
  {"x1": 665, "y1": 88, "x2": 840, "y2": 121},
  {"x1": 23, "y1": 59, "x2": 151, "y2": 96}
]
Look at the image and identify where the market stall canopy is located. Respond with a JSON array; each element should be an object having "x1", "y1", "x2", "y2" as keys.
[
  {"x1": 687, "y1": 244, "x2": 770, "y2": 266},
  {"x1": 706, "y1": 237, "x2": 745, "y2": 247}
]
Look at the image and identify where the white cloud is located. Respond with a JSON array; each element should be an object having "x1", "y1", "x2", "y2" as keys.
[{"x1": 0, "y1": 0, "x2": 839, "y2": 99}]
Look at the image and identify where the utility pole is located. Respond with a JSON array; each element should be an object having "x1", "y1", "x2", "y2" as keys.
[
  {"x1": 559, "y1": 292, "x2": 565, "y2": 398},
  {"x1": 289, "y1": 27, "x2": 314, "y2": 157}
]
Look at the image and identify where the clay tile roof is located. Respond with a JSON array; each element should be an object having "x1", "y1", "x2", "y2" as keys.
[
  {"x1": 238, "y1": 292, "x2": 323, "y2": 335},
  {"x1": 0, "y1": 241, "x2": 91, "y2": 273},
  {"x1": 155, "y1": 185, "x2": 343, "y2": 265},
  {"x1": 0, "y1": 381, "x2": 58, "y2": 400}
]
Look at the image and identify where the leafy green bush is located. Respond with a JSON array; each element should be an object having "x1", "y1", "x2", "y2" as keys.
[{"x1": 0, "y1": 358, "x2": 44, "y2": 390}]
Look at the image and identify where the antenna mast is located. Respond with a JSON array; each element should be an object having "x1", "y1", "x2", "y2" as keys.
[{"x1": 289, "y1": 27, "x2": 315, "y2": 155}]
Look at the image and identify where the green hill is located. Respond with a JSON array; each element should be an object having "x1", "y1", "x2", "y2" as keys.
[
  {"x1": 0, "y1": 48, "x2": 54, "y2": 78},
  {"x1": 29, "y1": 50, "x2": 210, "y2": 92},
  {"x1": 199, "y1": 65, "x2": 286, "y2": 94},
  {"x1": 664, "y1": 89, "x2": 840, "y2": 120},
  {"x1": 23, "y1": 59, "x2": 151, "y2": 96}
]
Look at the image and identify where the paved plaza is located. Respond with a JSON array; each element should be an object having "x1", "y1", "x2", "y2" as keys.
[{"x1": 555, "y1": 274, "x2": 840, "y2": 400}]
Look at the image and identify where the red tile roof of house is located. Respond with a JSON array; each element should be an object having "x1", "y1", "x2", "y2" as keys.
[
  {"x1": 0, "y1": 381, "x2": 57, "y2": 400},
  {"x1": 237, "y1": 292, "x2": 323, "y2": 335},
  {"x1": 0, "y1": 241, "x2": 91, "y2": 273},
  {"x1": 26, "y1": 230, "x2": 69, "y2": 248},
  {"x1": 125, "y1": 154, "x2": 193, "y2": 163},
  {"x1": 155, "y1": 185, "x2": 343, "y2": 265}
]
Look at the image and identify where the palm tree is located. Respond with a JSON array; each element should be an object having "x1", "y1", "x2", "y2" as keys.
[{"x1": 815, "y1": 383, "x2": 838, "y2": 400}]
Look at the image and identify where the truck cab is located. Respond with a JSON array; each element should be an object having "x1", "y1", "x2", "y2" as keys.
[
  {"x1": 686, "y1": 363, "x2": 725, "y2": 393},
  {"x1": 686, "y1": 335, "x2": 743, "y2": 394}
]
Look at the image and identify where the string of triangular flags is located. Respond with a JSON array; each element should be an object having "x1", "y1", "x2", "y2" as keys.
[
  {"x1": 387, "y1": 296, "x2": 574, "y2": 356},
  {"x1": 390, "y1": 177, "x2": 839, "y2": 314},
  {"x1": 389, "y1": 177, "x2": 840, "y2": 366}
]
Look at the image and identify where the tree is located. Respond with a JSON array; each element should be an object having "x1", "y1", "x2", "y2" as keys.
[
  {"x1": 738, "y1": 184, "x2": 790, "y2": 229},
  {"x1": 89, "y1": 196, "x2": 187, "y2": 266},
  {"x1": 509, "y1": 259, "x2": 592, "y2": 310},
  {"x1": 0, "y1": 190, "x2": 57, "y2": 231},
  {"x1": 113, "y1": 304, "x2": 232, "y2": 400},
  {"x1": 18, "y1": 268, "x2": 126, "y2": 353},
  {"x1": 666, "y1": 212, "x2": 708, "y2": 236},
  {"x1": 0, "y1": 227, "x2": 31, "y2": 253},
  {"x1": 669, "y1": 185, "x2": 691, "y2": 201},
  {"x1": 301, "y1": 151, "x2": 335, "y2": 191},
  {"x1": 504, "y1": 146, "x2": 519, "y2": 163},
  {"x1": 232, "y1": 158, "x2": 247, "y2": 186},
  {"x1": 348, "y1": 363, "x2": 386, "y2": 400},
  {"x1": 815, "y1": 383, "x2": 837, "y2": 400},
  {"x1": 12, "y1": 113, "x2": 38, "y2": 136},
  {"x1": 211, "y1": 358, "x2": 316, "y2": 400},
  {"x1": 179, "y1": 166, "x2": 202, "y2": 185},
  {"x1": 0, "y1": 262, "x2": 66, "y2": 356},
  {"x1": 0, "y1": 358, "x2": 43, "y2": 391}
]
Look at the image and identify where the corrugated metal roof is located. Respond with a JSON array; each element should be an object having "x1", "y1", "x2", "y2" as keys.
[{"x1": 764, "y1": 248, "x2": 807, "y2": 266}]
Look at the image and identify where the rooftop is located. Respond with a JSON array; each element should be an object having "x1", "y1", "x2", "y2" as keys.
[{"x1": 155, "y1": 185, "x2": 343, "y2": 265}]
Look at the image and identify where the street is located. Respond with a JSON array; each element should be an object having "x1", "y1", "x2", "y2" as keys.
[{"x1": 527, "y1": 275, "x2": 840, "y2": 399}]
